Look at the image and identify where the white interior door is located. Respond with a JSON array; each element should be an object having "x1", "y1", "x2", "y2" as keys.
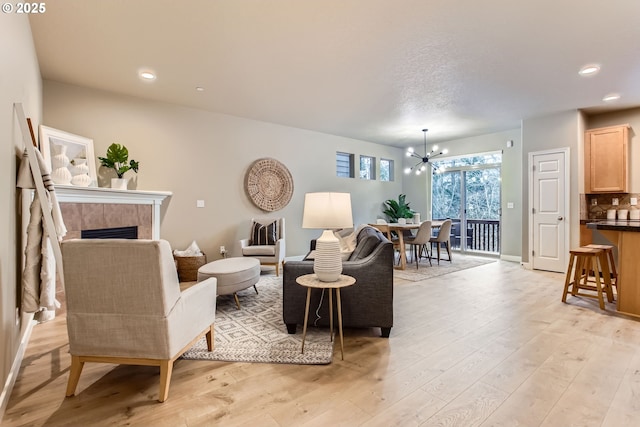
[{"x1": 530, "y1": 149, "x2": 569, "y2": 272}]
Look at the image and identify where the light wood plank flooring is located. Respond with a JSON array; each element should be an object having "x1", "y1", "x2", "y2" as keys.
[{"x1": 4, "y1": 260, "x2": 640, "y2": 426}]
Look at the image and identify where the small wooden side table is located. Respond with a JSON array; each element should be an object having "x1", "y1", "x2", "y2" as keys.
[{"x1": 295, "y1": 273, "x2": 356, "y2": 360}]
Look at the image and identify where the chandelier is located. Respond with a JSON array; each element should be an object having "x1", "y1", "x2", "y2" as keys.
[{"x1": 404, "y1": 129, "x2": 447, "y2": 175}]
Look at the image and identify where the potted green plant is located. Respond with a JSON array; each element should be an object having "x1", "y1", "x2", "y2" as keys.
[
  {"x1": 98, "y1": 143, "x2": 140, "y2": 189},
  {"x1": 383, "y1": 194, "x2": 415, "y2": 223}
]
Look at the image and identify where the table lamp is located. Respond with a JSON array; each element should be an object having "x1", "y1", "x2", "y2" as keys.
[{"x1": 302, "y1": 192, "x2": 353, "y2": 282}]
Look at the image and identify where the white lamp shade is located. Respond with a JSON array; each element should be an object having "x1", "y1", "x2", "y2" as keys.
[
  {"x1": 302, "y1": 192, "x2": 353, "y2": 282},
  {"x1": 302, "y1": 192, "x2": 353, "y2": 229}
]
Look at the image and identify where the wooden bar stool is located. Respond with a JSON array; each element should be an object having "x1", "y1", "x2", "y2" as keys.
[
  {"x1": 562, "y1": 247, "x2": 614, "y2": 310},
  {"x1": 585, "y1": 244, "x2": 618, "y2": 290}
]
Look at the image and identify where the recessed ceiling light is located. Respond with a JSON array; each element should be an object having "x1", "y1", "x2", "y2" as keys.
[
  {"x1": 139, "y1": 71, "x2": 156, "y2": 81},
  {"x1": 196, "y1": 86, "x2": 205, "y2": 92},
  {"x1": 579, "y1": 64, "x2": 600, "y2": 76},
  {"x1": 602, "y1": 93, "x2": 621, "y2": 102}
]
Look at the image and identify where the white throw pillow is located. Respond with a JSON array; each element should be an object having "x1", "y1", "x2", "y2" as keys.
[{"x1": 334, "y1": 229, "x2": 357, "y2": 261}]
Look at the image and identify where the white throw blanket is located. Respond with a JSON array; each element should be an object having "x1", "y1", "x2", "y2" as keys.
[
  {"x1": 334, "y1": 224, "x2": 369, "y2": 260},
  {"x1": 17, "y1": 148, "x2": 66, "y2": 322}
]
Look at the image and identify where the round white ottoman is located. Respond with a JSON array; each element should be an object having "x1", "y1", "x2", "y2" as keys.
[{"x1": 197, "y1": 257, "x2": 260, "y2": 308}]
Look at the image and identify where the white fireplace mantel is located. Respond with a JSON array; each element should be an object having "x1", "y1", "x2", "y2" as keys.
[
  {"x1": 54, "y1": 185, "x2": 172, "y2": 205},
  {"x1": 55, "y1": 185, "x2": 172, "y2": 240},
  {"x1": 22, "y1": 186, "x2": 172, "y2": 240}
]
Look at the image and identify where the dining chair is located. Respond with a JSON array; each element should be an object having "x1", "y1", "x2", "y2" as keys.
[
  {"x1": 404, "y1": 220, "x2": 432, "y2": 268},
  {"x1": 429, "y1": 219, "x2": 453, "y2": 264}
]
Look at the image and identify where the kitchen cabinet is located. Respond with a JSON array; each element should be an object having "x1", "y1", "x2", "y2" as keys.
[
  {"x1": 584, "y1": 124, "x2": 629, "y2": 193},
  {"x1": 580, "y1": 223, "x2": 592, "y2": 246}
]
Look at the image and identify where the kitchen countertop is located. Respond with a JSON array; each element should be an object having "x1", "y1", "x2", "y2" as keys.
[{"x1": 586, "y1": 220, "x2": 640, "y2": 232}]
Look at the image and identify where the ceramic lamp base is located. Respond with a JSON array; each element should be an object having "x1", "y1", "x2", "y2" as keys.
[{"x1": 313, "y1": 229, "x2": 342, "y2": 282}]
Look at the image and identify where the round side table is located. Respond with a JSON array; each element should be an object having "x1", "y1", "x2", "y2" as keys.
[{"x1": 295, "y1": 273, "x2": 356, "y2": 360}]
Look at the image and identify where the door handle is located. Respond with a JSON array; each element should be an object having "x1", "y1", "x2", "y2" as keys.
[{"x1": 558, "y1": 216, "x2": 564, "y2": 221}]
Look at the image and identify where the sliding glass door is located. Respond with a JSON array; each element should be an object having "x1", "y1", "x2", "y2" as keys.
[{"x1": 431, "y1": 153, "x2": 501, "y2": 254}]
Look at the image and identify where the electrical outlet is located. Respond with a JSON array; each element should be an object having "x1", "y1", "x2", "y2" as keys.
[
  {"x1": 592, "y1": 199, "x2": 597, "y2": 206},
  {"x1": 631, "y1": 198, "x2": 638, "y2": 206},
  {"x1": 196, "y1": 200, "x2": 205, "y2": 208},
  {"x1": 219, "y1": 246, "x2": 226, "y2": 254},
  {"x1": 612, "y1": 198, "x2": 619, "y2": 206}
]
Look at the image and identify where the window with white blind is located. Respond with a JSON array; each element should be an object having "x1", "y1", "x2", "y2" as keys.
[{"x1": 336, "y1": 152, "x2": 354, "y2": 178}]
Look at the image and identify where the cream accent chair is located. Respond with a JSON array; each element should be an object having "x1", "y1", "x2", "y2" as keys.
[
  {"x1": 61, "y1": 239, "x2": 217, "y2": 403},
  {"x1": 240, "y1": 217, "x2": 286, "y2": 276}
]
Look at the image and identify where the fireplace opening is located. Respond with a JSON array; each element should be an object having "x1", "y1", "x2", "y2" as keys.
[{"x1": 81, "y1": 226, "x2": 138, "y2": 239}]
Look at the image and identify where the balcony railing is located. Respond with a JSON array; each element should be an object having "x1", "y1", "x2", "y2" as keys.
[{"x1": 439, "y1": 218, "x2": 500, "y2": 254}]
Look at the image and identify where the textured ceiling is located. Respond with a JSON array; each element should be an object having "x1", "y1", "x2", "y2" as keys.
[{"x1": 29, "y1": 0, "x2": 640, "y2": 147}]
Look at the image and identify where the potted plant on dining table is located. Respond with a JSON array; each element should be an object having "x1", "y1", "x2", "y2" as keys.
[{"x1": 383, "y1": 194, "x2": 415, "y2": 224}]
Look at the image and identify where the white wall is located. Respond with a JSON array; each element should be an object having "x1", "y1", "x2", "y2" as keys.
[
  {"x1": 402, "y1": 128, "x2": 523, "y2": 259},
  {"x1": 521, "y1": 110, "x2": 584, "y2": 263},
  {"x1": 42, "y1": 81, "x2": 405, "y2": 258},
  {"x1": 0, "y1": 13, "x2": 42, "y2": 416}
]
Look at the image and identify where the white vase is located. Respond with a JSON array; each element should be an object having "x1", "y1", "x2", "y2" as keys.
[
  {"x1": 313, "y1": 229, "x2": 342, "y2": 282},
  {"x1": 70, "y1": 158, "x2": 89, "y2": 175},
  {"x1": 111, "y1": 178, "x2": 128, "y2": 190},
  {"x1": 51, "y1": 145, "x2": 71, "y2": 184},
  {"x1": 70, "y1": 158, "x2": 92, "y2": 187},
  {"x1": 51, "y1": 166, "x2": 72, "y2": 185},
  {"x1": 71, "y1": 173, "x2": 92, "y2": 187},
  {"x1": 51, "y1": 144, "x2": 70, "y2": 169}
]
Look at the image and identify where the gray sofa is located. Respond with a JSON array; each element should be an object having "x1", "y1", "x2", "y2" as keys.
[{"x1": 282, "y1": 226, "x2": 394, "y2": 337}]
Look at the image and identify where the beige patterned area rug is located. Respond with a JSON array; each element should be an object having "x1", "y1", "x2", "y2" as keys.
[
  {"x1": 394, "y1": 253, "x2": 497, "y2": 282},
  {"x1": 181, "y1": 275, "x2": 334, "y2": 365}
]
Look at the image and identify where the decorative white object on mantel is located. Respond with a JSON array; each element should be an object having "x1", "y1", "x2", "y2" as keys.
[
  {"x1": 36, "y1": 186, "x2": 171, "y2": 240},
  {"x1": 70, "y1": 158, "x2": 92, "y2": 187},
  {"x1": 111, "y1": 178, "x2": 128, "y2": 190}
]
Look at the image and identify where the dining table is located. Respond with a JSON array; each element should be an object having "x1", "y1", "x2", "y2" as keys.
[{"x1": 369, "y1": 220, "x2": 444, "y2": 270}]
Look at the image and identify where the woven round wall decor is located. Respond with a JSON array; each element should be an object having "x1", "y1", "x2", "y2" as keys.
[{"x1": 245, "y1": 157, "x2": 294, "y2": 211}]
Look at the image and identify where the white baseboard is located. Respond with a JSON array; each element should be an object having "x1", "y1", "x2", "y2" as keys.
[
  {"x1": 500, "y1": 254, "x2": 522, "y2": 263},
  {"x1": 0, "y1": 313, "x2": 36, "y2": 424},
  {"x1": 520, "y1": 262, "x2": 532, "y2": 269}
]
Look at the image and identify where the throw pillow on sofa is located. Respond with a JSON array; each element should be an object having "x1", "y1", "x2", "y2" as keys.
[{"x1": 334, "y1": 229, "x2": 357, "y2": 260}]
